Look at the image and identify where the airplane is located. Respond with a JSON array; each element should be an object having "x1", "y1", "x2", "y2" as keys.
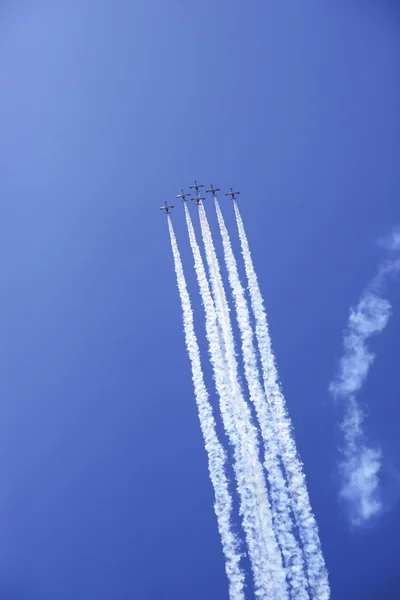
[
  {"x1": 191, "y1": 194, "x2": 206, "y2": 206},
  {"x1": 225, "y1": 187, "x2": 240, "y2": 200},
  {"x1": 159, "y1": 201, "x2": 174, "y2": 214},
  {"x1": 176, "y1": 189, "x2": 191, "y2": 202},
  {"x1": 206, "y1": 184, "x2": 220, "y2": 197},
  {"x1": 189, "y1": 180, "x2": 204, "y2": 194}
]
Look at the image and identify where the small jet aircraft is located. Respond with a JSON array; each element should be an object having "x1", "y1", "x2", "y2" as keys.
[
  {"x1": 189, "y1": 180, "x2": 204, "y2": 194},
  {"x1": 176, "y1": 189, "x2": 191, "y2": 202},
  {"x1": 206, "y1": 185, "x2": 220, "y2": 197},
  {"x1": 191, "y1": 194, "x2": 206, "y2": 206},
  {"x1": 159, "y1": 201, "x2": 174, "y2": 214},
  {"x1": 225, "y1": 187, "x2": 240, "y2": 200}
]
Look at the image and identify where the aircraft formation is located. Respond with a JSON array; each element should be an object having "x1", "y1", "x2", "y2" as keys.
[{"x1": 159, "y1": 182, "x2": 240, "y2": 214}]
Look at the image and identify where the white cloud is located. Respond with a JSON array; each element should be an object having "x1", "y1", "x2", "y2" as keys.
[
  {"x1": 329, "y1": 293, "x2": 391, "y2": 399},
  {"x1": 329, "y1": 249, "x2": 399, "y2": 526},
  {"x1": 338, "y1": 398, "x2": 382, "y2": 526},
  {"x1": 377, "y1": 228, "x2": 400, "y2": 252}
]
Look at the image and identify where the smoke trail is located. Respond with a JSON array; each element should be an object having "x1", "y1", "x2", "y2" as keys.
[
  {"x1": 329, "y1": 238, "x2": 400, "y2": 526},
  {"x1": 234, "y1": 202, "x2": 330, "y2": 600},
  {"x1": 185, "y1": 205, "x2": 268, "y2": 598},
  {"x1": 167, "y1": 216, "x2": 245, "y2": 600},
  {"x1": 214, "y1": 199, "x2": 308, "y2": 599},
  {"x1": 197, "y1": 204, "x2": 288, "y2": 599}
]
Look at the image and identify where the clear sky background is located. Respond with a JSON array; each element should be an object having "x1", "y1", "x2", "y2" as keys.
[{"x1": 0, "y1": 1, "x2": 399, "y2": 598}]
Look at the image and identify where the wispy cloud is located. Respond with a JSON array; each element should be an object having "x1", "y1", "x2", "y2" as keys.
[
  {"x1": 329, "y1": 293, "x2": 391, "y2": 399},
  {"x1": 330, "y1": 233, "x2": 400, "y2": 526},
  {"x1": 339, "y1": 398, "x2": 382, "y2": 526},
  {"x1": 377, "y1": 227, "x2": 400, "y2": 252}
]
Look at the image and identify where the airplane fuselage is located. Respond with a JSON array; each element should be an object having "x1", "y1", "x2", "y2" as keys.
[
  {"x1": 160, "y1": 201, "x2": 174, "y2": 214},
  {"x1": 225, "y1": 188, "x2": 240, "y2": 200}
]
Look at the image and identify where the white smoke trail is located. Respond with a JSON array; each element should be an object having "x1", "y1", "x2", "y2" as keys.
[
  {"x1": 234, "y1": 201, "x2": 330, "y2": 600},
  {"x1": 329, "y1": 246, "x2": 400, "y2": 526},
  {"x1": 214, "y1": 199, "x2": 308, "y2": 599},
  {"x1": 185, "y1": 205, "x2": 268, "y2": 598},
  {"x1": 197, "y1": 204, "x2": 288, "y2": 599},
  {"x1": 167, "y1": 216, "x2": 245, "y2": 600}
]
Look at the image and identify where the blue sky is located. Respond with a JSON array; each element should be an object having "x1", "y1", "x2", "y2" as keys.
[{"x1": 0, "y1": 1, "x2": 398, "y2": 598}]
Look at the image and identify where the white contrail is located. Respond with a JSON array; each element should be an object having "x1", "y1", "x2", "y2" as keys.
[
  {"x1": 214, "y1": 198, "x2": 308, "y2": 599},
  {"x1": 329, "y1": 245, "x2": 400, "y2": 526},
  {"x1": 167, "y1": 216, "x2": 245, "y2": 600},
  {"x1": 197, "y1": 204, "x2": 288, "y2": 600},
  {"x1": 234, "y1": 201, "x2": 330, "y2": 600},
  {"x1": 185, "y1": 204, "x2": 268, "y2": 598}
]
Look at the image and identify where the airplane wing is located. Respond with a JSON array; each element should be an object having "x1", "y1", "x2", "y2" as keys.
[{"x1": 176, "y1": 194, "x2": 182, "y2": 199}]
